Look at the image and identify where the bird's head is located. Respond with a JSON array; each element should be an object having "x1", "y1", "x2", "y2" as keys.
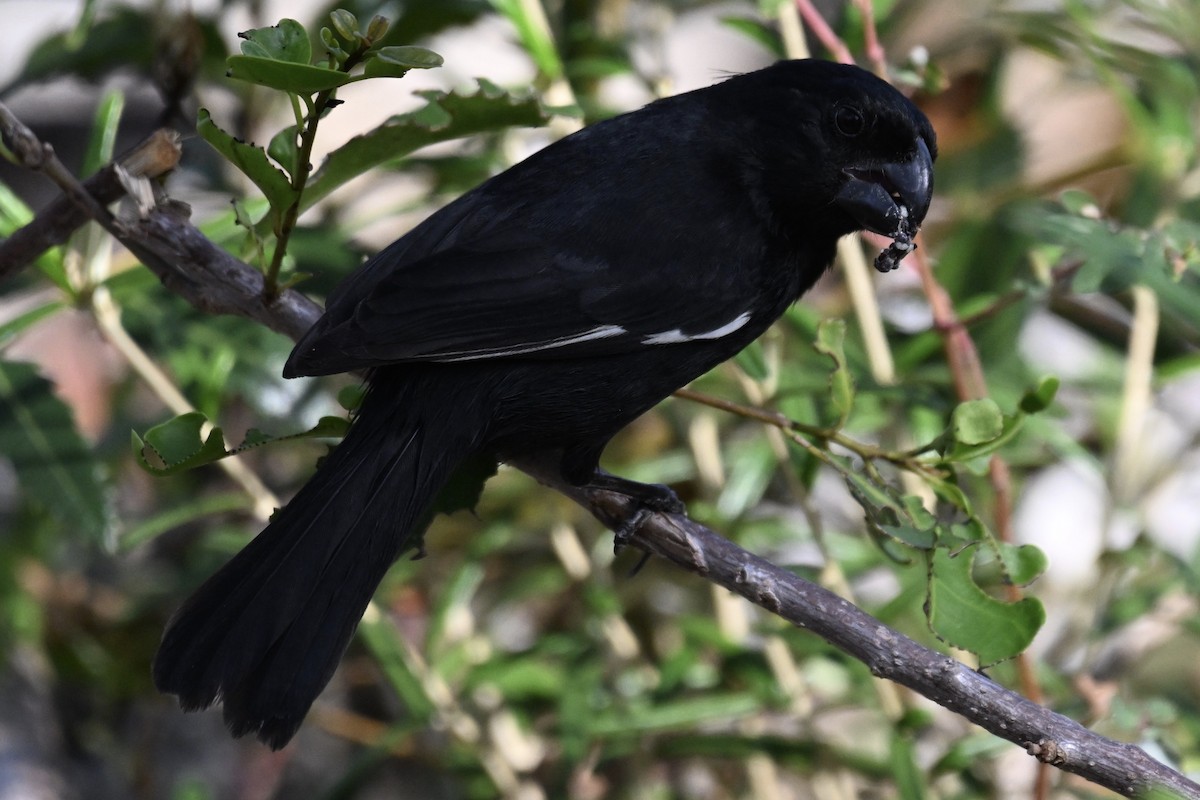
[{"x1": 719, "y1": 60, "x2": 937, "y2": 268}]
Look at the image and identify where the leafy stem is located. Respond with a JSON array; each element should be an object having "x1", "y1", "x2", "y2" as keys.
[
  {"x1": 264, "y1": 46, "x2": 367, "y2": 301},
  {"x1": 672, "y1": 386, "x2": 945, "y2": 480}
]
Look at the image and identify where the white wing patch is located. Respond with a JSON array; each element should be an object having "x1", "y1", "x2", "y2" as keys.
[
  {"x1": 642, "y1": 312, "x2": 752, "y2": 345},
  {"x1": 434, "y1": 324, "x2": 627, "y2": 362}
]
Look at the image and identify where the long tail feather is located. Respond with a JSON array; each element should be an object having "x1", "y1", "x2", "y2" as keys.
[{"x1": 153, "y1": 375, "x2": 479, "y2": 748}]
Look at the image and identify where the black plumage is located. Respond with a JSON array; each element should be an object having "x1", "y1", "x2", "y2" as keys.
[{"x1": 154, "y1": 59, "x2": 936, "y2": 748}]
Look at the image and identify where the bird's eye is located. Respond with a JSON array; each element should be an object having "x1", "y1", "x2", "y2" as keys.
[{"x1": 834, "y1": 106, "x2": 866, "y2": 137}]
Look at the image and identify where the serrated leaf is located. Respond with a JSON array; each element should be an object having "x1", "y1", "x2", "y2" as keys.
[
  {"x1": 198, "y1": 108, "x2": 297, "y2": 217},
  {"x1": 227, "y1": 55, "x2": 351, "y2": 92},
  {"x1": 238, "y1": 18, "x2": 311, "y2": 63},
  {"x1": 303, "y1": 81, "x2": 548, "y2": 208},
  {"x1": 0, "y1": 360, "x2": 109, "y2": 537},
  {"x1": 814, "y1": 318, "x2": 853, "y2": 429},
  {"x1": 132, "y1": 412, "x2": 229, "y2": 476},
  {"x1": 951, "y1": 398, "x2": 1003, "y2": 445},
  {"x1": 927, "y1": 546, "x2": 1044, "y2": 665},
  {"x1": 133, "y1": 412, "x2": 350, "y2": 476},
  {"x1": 232, "y1": 415, "x2": 349, "y2": 454}
]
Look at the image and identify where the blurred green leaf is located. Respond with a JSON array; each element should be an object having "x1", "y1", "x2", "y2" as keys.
[
  {"x1": 814, "y1": 318, "x2": 853, "y2": 430},
  {"x1": 0, "y1": 360, "x2": 109, "y2": 537},
  {"x1": 586, "y1": 693, "x2": 764, "y2": 736},
  {"x1": 303, "y1": 81, "x2": 548, "y2": 209},
  {"x1": 1018, "y1": 375, "x2": 1059, "y2": 414},
  {"x1": 82, "y1": 89, "x2": 124, "y2": 177},
  {"x1": 489, "y1": 0, "x2": 563, "y2": 80},
  {"x1": 951, "y1": 399, "x2": 1004, "y2": 446}
]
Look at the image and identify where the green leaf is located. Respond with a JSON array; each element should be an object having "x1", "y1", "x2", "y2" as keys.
[
  {"x1": 489, "y1": 0, "x2": 563, "y2": 80},
  {"x1": 942, "y1": 412, "x2": 1024, "y2": 464},
  {"x1": 716, "y1": 437, "x2": 776, "y2": 518},
  {"x1": 132, "y1": 412, "x2": 349, "y2": 476},
  {"x1": 927, "y1": 546, "x2": 1044, "y2": 665},
  {"x1": 267, "y1": 124, "x2": 300, "y2": 178},
  {"x1": 733, "y1": 340, "x2": 769, "y2": 381},
  {"x1": 0, "y1": 302, "x2": 64, "y2": 345},
  {"x1": 890, "y1": 732, "x2": 928, "y2": 800},
  {"x1": 238, "y1": 18, "x2": 311, "y2": 63},
  {"x1": 0, "y1": 179, "x2": 33, "y2": 233},
  {"x1": 132, "y1": 412, "x2": 229, "y2": 476},
  {"x1": 0, "y1": 360, "x2": 109, "y2": 537},
  {"x1": 362, "y1": 45, "x2": 444, "y2": 78},
  {"x1": 813, "y1": 318, "x2": 853, "y2": 429},
  {"x1": 1019, "y1": 375, "x2": 1059, "y2": 414},
  {"x1": 82, "y1": 88, "x2": 124, "y2": 177},
  {"x1": 119, "y1": 493, "x2": 251, "y2": 551},
  {"x1": 585, "y1": 693, "x2": 764, "y2": 736},
  {"x1": 226, "y1": 55, "x2": 352, "y2": 92},
  {"x1": 951, "y1": 398, "x2": 1003, "y2": 445},
  {"x1": 357, "y1": 612, "x2": 438, "y2": 721},
  {"x1": 337, "y1": 384, "x2": 366, "y2": 411},
  {"x1": 997, "y1": 542, "x2": 1048, "y2": 587},
  {"x1": 329, "y1": 9, "x2": 359, "y2": 42},
  {"x1": 233, "y1": 415, "x2": 349, "y2": 453},
  {"x1": 197, "y1": 108, "x2": 297, "y2": 218},
  {"x1": 303, "y1": 82, "x2": 547, "y2": 209},
  {"x1": 719, "y1": 16, "x2": 785, "y2": 58}
]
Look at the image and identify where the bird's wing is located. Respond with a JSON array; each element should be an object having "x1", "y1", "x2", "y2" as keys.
[{"x1": 288, "y1": 238, "x2": 761, "y2": 375}]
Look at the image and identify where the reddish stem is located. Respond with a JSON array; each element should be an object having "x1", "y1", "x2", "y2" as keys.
[{"x1": 794, "y1": 0, "x2": 855, "y2": 64}]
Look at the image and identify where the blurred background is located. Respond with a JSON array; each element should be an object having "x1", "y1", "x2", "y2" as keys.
[{"x1": 1, "y1": 0, "x2": 1198, "y2": 798}]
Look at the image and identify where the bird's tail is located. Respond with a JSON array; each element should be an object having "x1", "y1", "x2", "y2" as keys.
[{"x1": 153, "y1": 373, "x2": 482, "y2": 748}]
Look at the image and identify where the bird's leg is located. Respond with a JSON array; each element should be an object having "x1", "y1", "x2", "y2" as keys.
[{"x1": 583, "y1": 469, "x2": 687, "y2": 554}]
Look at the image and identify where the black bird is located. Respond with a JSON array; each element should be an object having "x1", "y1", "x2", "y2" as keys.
[{"x1": 153, "y1": 59, "x2": 936, "y2": 748}]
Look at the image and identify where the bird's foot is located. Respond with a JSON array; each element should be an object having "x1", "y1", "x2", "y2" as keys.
[{"x1": 584, "y1": 471, "x2": 686, "y2": 555}]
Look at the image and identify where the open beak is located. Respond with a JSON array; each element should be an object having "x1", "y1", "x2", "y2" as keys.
[{"x1": 835, "y1": 137, "x2": 934, "y2": 238}]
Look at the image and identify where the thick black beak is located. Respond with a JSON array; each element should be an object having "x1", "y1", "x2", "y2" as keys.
[{"x1": 835, "y1": 137, "x2": 933, "y2": 239}]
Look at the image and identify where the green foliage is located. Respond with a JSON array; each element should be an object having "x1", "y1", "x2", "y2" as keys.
[
  {"x1": 2, "y1": 0, "x2": 1200, "y2": 797},
  {"x1": 132, "y1": 411, "x2": 349, "y2": 476},
  {"x1": 0, "y1": 361, "x2": 109, "y2": 537}
]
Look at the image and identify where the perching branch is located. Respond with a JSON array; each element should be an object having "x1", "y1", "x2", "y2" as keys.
[
  {"x1": 2, "y1": 107, "x2": 1197, "y2": 800},
  {"x1": 0, "y1": 129, "x2": 182, "y2": 281},
  {"x1": 511, "y1": 456, "x2": 1200, "y2": 800}
]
